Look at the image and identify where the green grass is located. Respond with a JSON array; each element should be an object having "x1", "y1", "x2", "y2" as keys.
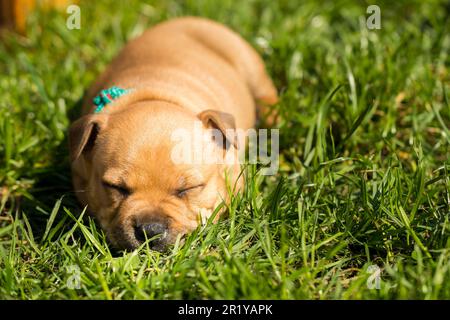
[{"x1": 0, "y1": 0, "x2": 449, "y2": 299}]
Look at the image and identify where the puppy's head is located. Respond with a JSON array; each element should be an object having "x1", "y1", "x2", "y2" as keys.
[{"x1": 69, "y1": 101, "x2": 241, "y2": 251}]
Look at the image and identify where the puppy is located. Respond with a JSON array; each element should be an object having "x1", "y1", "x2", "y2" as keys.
[{"x1": 69, "y1": 17, "x2": 278, "y2": 251}]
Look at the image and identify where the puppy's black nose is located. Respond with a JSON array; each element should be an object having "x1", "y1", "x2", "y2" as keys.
[{"x1": 135, "y1": 222, "x2": 168, "y2": 249}]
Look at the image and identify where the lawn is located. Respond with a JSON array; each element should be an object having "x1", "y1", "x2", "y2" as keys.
[{"x1": 0, "y1": 0, "x2": 449, "y2": 299}]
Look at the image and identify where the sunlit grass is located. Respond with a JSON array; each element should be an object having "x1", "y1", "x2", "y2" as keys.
[{"x1": 0, "y1": 0, "x2": 449, "y2": 299}]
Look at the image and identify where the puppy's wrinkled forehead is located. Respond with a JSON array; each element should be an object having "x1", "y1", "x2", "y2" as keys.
[
  {"x1": 98, "y1": 102, "x2": 194, "y2": 154},
  {"x1": 95, "y1": 101, "x2": 211, "y2": 185}
]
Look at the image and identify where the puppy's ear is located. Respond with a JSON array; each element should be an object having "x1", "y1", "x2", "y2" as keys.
[
  {"x1": 198, "y1": 109, "x2": 238, "y2": 149},
  {"x1": 69, "y1": 114, "x2": 106, "y2": 162}
]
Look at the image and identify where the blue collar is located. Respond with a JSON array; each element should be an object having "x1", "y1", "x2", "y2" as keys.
[{"x1": 93, "y1": 86, "x2": 130, "y2": 113}]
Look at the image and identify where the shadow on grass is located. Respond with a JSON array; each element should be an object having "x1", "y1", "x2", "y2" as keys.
[
  {"x1": 19, "y1": 96, "x2": 87, "y2": 241},
  {"x1": 18, "y1": 94, "x2": 125, "y2": 256}
]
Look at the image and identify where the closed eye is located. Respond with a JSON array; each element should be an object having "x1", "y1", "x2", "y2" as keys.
[
  {"x1": 102, "y1": 181, "x2": 131, "y2": 197},
  {"x1": 175, "y1": 184, "x2": 205, "y2": 198}
]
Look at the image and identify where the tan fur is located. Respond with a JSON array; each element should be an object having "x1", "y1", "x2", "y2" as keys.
[{"x1": 70, "y1": 17, "x2": 277, "y2": 250}]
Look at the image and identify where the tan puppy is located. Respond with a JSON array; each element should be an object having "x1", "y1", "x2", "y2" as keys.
[{"x1": 69, "y1": 17, "x2": 278, "y2": 251}]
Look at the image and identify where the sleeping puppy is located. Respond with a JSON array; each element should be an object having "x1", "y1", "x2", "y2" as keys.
[{"x1": 69, "y1": 17, "x2": 278, "y2": 251}]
